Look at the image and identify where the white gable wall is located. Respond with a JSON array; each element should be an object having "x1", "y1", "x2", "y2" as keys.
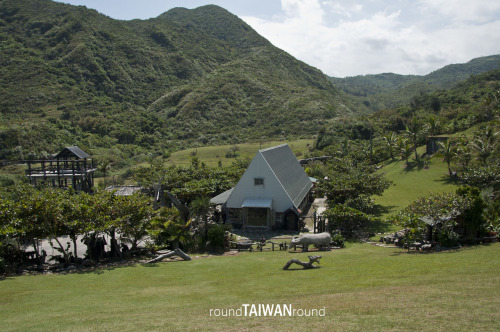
[{"x1": 226, "y1": 151, "x2": 294, "y2": 212}]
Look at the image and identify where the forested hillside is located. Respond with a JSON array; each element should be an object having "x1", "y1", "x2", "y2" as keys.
[
  {"x1": 316, "y1": 65, "x2": 500, "y2": 156},
  {"x1": 0, "y1": 0, "x2": 354, "y2": 162},
  {"x1": 330, "y1": 55, "x2": 500, "y2": 111}
]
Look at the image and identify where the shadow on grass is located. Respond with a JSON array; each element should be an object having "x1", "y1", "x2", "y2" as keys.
[
  {"x1": 403, "y1": 160, "x2": 426, "y2": 173},
  {"x1": 53, "y1": 259, "x2": 141, "y2": 276},
  {"x1": 388, "y1": 244, "x2": 492, "y2": 256},
  {"x1": 434, "y1": 174, "x2": 461, "y2": 185},
  {"x1": 367, "y1": 204, "x2": 398, "y2": 218},
  {"x1": 364, "y1": 205, "x2": 397, "y2": 234},
  {"x1": 1, "y1": 259, "x2": 142, "y2": 278}
]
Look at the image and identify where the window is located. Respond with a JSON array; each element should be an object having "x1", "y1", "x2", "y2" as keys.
[{"x1": 254, "y1": 177, "x2": 264, "y2": 186}]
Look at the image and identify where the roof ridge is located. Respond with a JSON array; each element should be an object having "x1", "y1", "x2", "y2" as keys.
[{"x1": 259, "y1": 143, "x2": 288, "y2": 153}]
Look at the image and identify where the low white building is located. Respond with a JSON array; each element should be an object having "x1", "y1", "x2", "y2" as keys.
[{"x1": 211, "y1": 144, "x2": 313, "y2": 230}]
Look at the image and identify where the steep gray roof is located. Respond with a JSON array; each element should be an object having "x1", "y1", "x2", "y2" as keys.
[
  {"x1": 210, "y1": 188, "x2": 234, "y2": 205},
  {"x1": 260, "y1": 144, "x2": 312, "y2": 208},
  {"x1": 55, "y1": 146, "x2": 90, "y2": 159}
]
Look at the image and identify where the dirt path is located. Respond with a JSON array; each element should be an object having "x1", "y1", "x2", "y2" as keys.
[{"x1": 302, "y1": 197, "x2": 328, "y2": 231}]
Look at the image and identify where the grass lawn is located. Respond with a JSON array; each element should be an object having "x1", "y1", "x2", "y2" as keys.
[
  {"x1": 372, "y1": 156, "x2": 460, "y2": 222},
  {"x1": 1, "y1": 243, "x2": 499, "y2": 331},
  {"x1": 165, "y1": 139, "x2": 314, "y2": 167}
]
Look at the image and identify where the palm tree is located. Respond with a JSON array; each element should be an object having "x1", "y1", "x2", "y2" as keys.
[
  {"x1": 189, "y1": 196, "x2": 212, "y2": 237},
  {"x1": 400, "y1": 139, "x2": 413, "y2": 165},
  {"x1": 153, "y1": 207, "x2": 192, "y2": 250},
  {"x1": 437, "y1": 139, "x2": 456, "y2": 177},
  {"x1": 471, "y1": 127, "x2": 498, "y2": 165},
  {"x1": 405, "y1": 116, "x2": 425, "y2": 161},
  {"x1": 471, "y1": 138, "x2": 491, "y2": 165},
  {"x1": 382, "y1": 132, "x2": 397, "y2": 160},
  {"x1": 339, "y1": 138, "x2": 350, "y2": 157},
  {"x1": 425, "y1": 115, "x2": 441, "y2": 136},
  {"x1": 455, "y1": 136, "x2": 472, "y2": 170}
]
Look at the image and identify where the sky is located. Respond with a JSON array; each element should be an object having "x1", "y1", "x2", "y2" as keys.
[{"x1": 54, "y1": 0, "x2": 500, "y2": 77}]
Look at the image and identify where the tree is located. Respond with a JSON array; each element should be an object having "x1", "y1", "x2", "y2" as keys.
[
  {"x1": 392, "y1": 192, "x2": 471, "y2": 248},
  {"x1": 317, "y1": 157, "x2": 392, "y2": 212},
  {"x1": 382, "y1": 132, "x2": 397, "y2": 160},
  {"x1": 456, "y1": 186, "x2": 487, "y2": 240},
  {"x1": 189, "y1": 196, "x2": 212, "y2": 237},
  {"x1": 437, "y1": 139, "x2": 456, "y2": 177},
  {"x1": 405, "y1": 116, "x2": 425, "y2": 161},
  {"x1": 149, "y1": 207, "x2": 192, "y2": 250},
  {"x1": 399, "y1": 138, "x2": 412, "y2": 165},
  {"x1": 455, "y1": 136, "x2": 473, "y2": 170},
  {"x1": 425, "y1": 115, "x2": 441, "y2": 136},
  {"x1": 115, "y1": 193, "x2": 153, "y2": 251},
  {"x1": 338, "y1": 138, "x2": 350, "y2": 157},
  {"x1": 324, "y1": 204, "x2": 376, "y2": 238},
  {"x1": 471, "y1": 127, "x2": 498, "y2": 166},
  {"x1": 11, "y1": 185, "x2": 71, "y2": 264},
  {"x1": 58, "y1": 188, "x2": 90, "y2": 259},
  {"x1": 391, "y1": 211, "x2": 423, "y2": 252}
]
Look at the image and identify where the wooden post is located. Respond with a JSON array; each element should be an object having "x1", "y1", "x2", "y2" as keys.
[
  {"x1": 42, "y1": 161, "x2": 46, "y2": 181},
  {"x1": 57, "y1": 159, "x2": 61, "y2": 188}
]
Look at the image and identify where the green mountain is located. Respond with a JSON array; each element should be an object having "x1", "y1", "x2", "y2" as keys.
[
  {"x1": 0, "y1": 0, "x2": 354, "y2": 161},
  {"x1": 315, "y1": 65, "x2": 500, "y2": 154},
  {"x1": 330, "y1": 55, "x2": 500, "y2": 111}
]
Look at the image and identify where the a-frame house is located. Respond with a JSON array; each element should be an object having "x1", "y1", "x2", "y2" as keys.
[{"x1": 212, "y1": 144, "x2": 313, "y2": 230}]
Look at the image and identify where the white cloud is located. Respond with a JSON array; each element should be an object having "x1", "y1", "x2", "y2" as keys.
[
  {"x1": 281, "y1": 0, "x2": 324, "y2": 23},
  {"x1": 242, "y1": 0, "x2": 500, "y2": 77},
  {"x1": 323, "y1": 1, "x2": 363, "y2": 18},
  {"x1": 418, "y1": 0, "x2": 500, "y2": 24},
  {"x1": 55, "y1": 0, "x2": 500, "y2": 77}
]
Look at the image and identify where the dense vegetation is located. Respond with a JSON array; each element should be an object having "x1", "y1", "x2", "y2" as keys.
[
  {"x1": 0, "y1": 0, "x2": 355, "y2": 164},
  {"x1": 0, "y1": 158, "x2": 250, "y2": 271},
  {"x1": 316, "y1": 65, "x2": 500, "y2": 157},
  {"x1": 312, "y1": 64, "x2": 499, "y2": 241}
]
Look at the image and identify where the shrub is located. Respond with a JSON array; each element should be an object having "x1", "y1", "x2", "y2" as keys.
[
  {"x1": 438, "y1": 228, "x2": 460, "y2": 248},
  {"x1": 330, "y1": 232, "x2": 345, "y2": 248},
  {"x1": 206, "y1": 224, "x2": 231, "y2": 253},
  {"x1": 456, "y1": 186, "x2": 487, "y2": 239},
  {"x1": 325, "y1": 204, "x2": 376, "y2": 238},
  {"x1": 0, "y1": 175, "x2": 15, "y2": 187}
]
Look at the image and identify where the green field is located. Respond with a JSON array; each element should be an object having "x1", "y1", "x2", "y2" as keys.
[
  {"x1": 1, "y1": 243, "x2": 499, "y2": 331},
  {"x1": 372, "y1": 155, "x2": 459, "y2": 221},
  {"x1": 165, "y1": 139, "x2": 314, "y2": 167}
]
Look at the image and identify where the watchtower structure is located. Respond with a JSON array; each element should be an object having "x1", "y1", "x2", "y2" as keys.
[{"x1": 25, "y1": 146, "x2": 96, "y2": 192}]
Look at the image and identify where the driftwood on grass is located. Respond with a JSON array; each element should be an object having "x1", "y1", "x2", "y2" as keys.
[
  {"x1": 282, "y1": 255, "x2": 322, "y2": 270},
  {"x1": 146, "y1": 249, "x2": 192, "y2": 264}
]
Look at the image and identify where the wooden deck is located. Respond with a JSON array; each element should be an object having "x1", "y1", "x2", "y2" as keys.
[{"x1": 25, "y1": 159, "x2": 97, "y2": 191}]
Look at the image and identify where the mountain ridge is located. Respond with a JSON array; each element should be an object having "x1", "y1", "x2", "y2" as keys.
[
  {"x1": 0, "y1": 0, "x2": 497, "y2": 163},
  {"x1": 0, "y1": 0, "x2": 352, "y2": 161},
  {"x1": 329, "y1": 55, "x2": 500, "y2": 111}
]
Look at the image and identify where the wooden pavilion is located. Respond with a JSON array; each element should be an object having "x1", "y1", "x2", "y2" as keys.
[{"x1": 25, "y1": 146, "x2": 97, "y2": 192}]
